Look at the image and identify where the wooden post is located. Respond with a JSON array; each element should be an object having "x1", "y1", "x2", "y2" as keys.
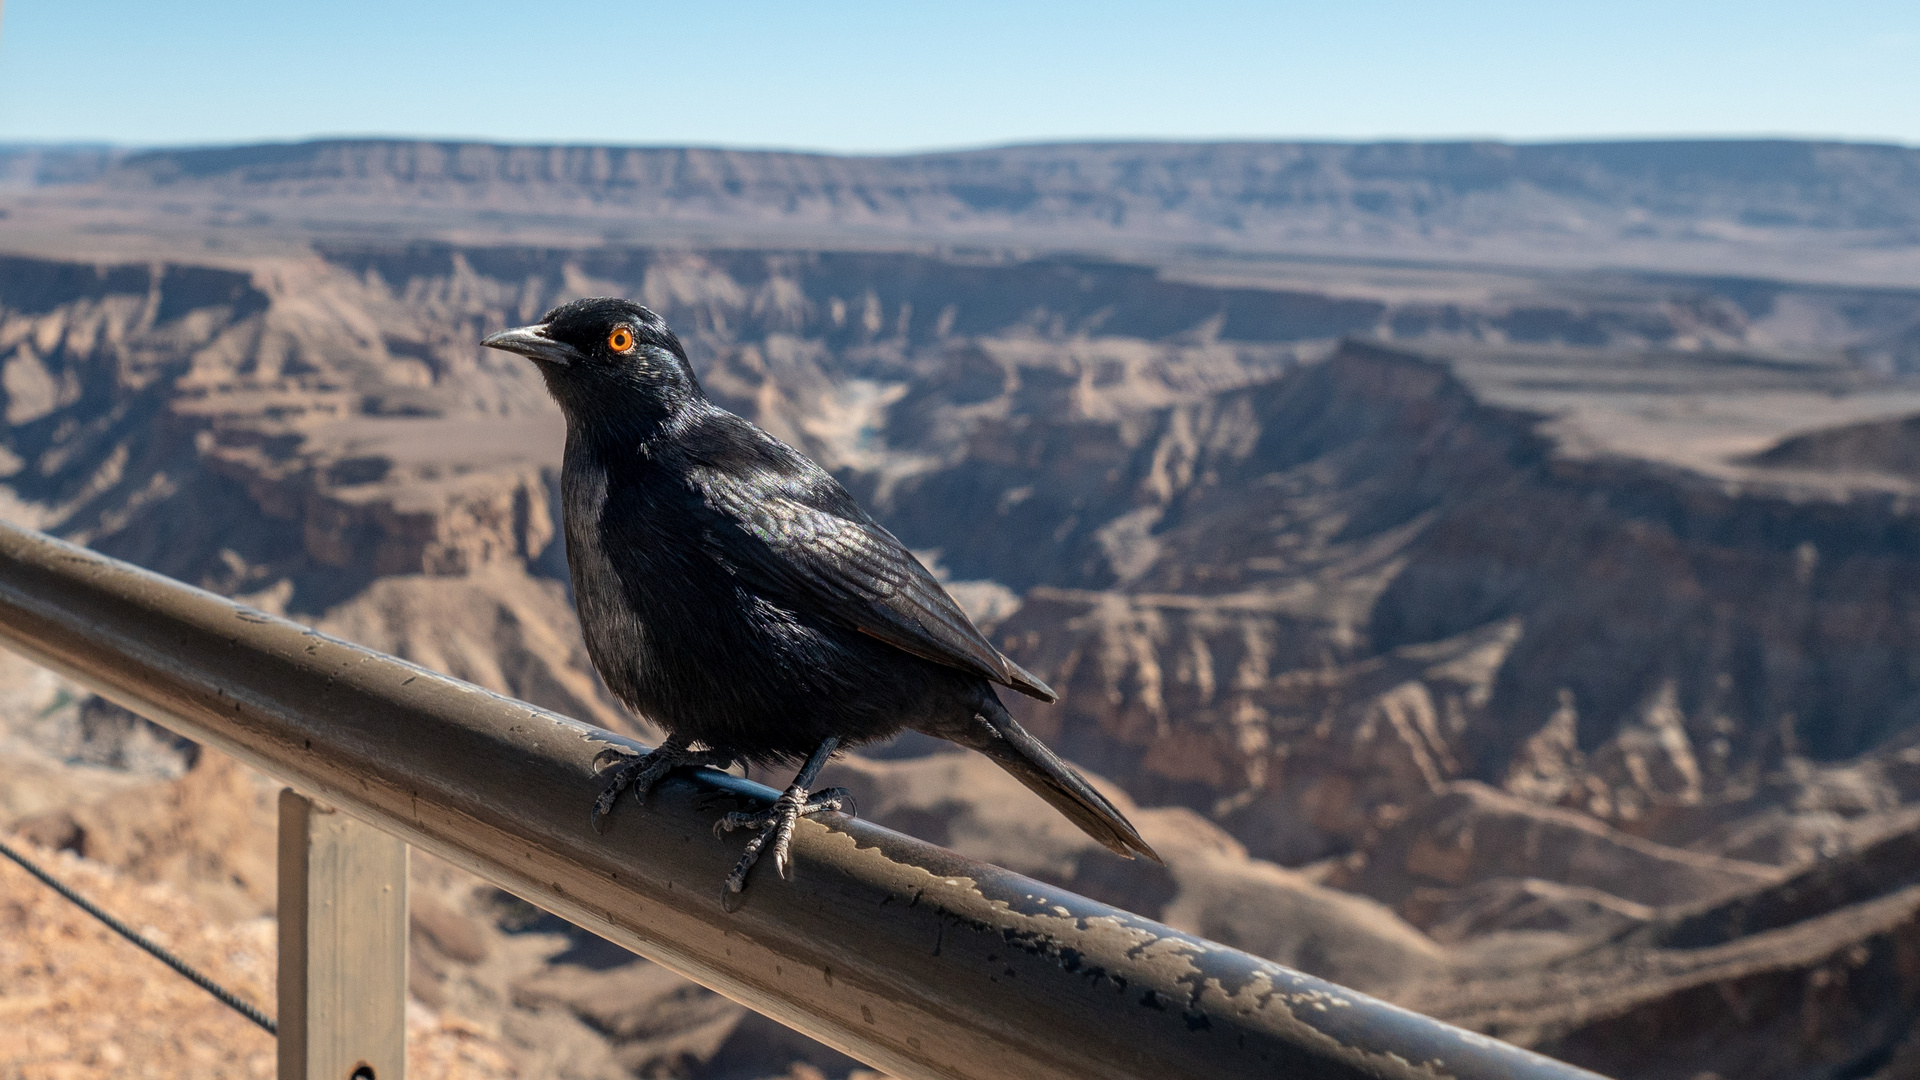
[{"x1": 278, "y1": 789, "x2": 408, "y2": 1080}]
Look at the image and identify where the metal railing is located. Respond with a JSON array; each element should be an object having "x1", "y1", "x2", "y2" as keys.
[{"x1": 0, "y1": 519, "x2": 1607, "y2": 1080}]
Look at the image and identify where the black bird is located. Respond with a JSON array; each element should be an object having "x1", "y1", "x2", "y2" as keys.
[{"x1": 482, "y1": 298, "x2": 1158, "y2": 893}]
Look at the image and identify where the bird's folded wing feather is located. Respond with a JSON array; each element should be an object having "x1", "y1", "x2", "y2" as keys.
[{"x1": 697, "y1": 469, "x2": 1057, "y2": 702}]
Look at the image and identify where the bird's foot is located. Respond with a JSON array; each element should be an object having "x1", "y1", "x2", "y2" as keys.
[
  {"x1": 715, "y1": 784, "x2": 854, "y2": 893},
  {"x1": 591, "y1": 741, "x2": 735, "y2": 832}
]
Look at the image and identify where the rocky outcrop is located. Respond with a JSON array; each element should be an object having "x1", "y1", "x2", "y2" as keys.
[
  {"x1": 1408, "y1": 807, "x2": 1920, "y2": 1080},
  {"x1": 1341, "y1": 781, "x2": 1779, "y2": 914},
  {"x1": 850, "y1": 336, "x2": 1920, "y2": 888}
]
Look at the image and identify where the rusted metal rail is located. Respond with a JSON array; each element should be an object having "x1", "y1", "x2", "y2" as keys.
[{"x1": 0, "y1": 520, "x2": 1607, "y2": 1080}]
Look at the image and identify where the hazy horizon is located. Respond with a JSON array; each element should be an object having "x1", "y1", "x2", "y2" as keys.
[{"x1": 7, "y1": 133, "x2": 1920, "y2": 158}]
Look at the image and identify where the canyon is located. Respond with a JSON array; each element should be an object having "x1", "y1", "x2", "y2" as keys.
[{"x1": 2, "y1": 139, "x2": 1920, "y2": 1078}]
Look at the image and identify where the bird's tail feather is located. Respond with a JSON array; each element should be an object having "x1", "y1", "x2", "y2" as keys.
[{"x1": 938, "y1": 695, "x2": 1160, "y2": 863}]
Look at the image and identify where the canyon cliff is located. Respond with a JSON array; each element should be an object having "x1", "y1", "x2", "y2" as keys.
[{"x1": 4, "y1": 140, "x2": 1920, "y2": 1078}]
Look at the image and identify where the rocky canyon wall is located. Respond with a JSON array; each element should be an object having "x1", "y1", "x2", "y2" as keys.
[{"x1": 8, "y1": 242, "x2": 1920, "y2": 1077}]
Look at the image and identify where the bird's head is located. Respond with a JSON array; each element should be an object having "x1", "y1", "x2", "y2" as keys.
[{"x1": 482, "y1": 297, "x2": 703, "y2": 426}]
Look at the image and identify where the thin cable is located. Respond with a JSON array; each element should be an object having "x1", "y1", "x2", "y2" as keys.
[{"x1": 0, "y1": 834, "x2": 277, "y2": 1035}]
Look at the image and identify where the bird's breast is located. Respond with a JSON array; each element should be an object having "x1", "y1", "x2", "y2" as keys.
[{"x1": 559, "y1": 447, "x2": 758, "y2": 710}]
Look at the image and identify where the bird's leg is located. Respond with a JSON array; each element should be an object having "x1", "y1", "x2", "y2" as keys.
[
  {"x1": 591, "y1": 734, "x2": 737, "y2": 832},
  {"x1": 716, "y1": 736, "x2": 853, "y2": 893}
]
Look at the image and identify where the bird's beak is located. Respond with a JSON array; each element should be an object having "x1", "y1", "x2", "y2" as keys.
[{"x1": 480, "y1": 324, "x2": 579, "y2": 366}]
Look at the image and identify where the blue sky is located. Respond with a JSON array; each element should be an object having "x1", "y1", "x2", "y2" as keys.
[{"x1": 2, "y1": 0, "x2": 1915, "y2": 151}]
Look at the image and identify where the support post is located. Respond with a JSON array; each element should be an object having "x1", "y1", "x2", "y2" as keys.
[{"x1": 278, "y1": 789, "x2": 408, "y2": 1080}]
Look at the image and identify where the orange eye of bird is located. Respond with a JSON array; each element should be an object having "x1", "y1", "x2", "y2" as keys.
[{"x1": 607, "y1": 327, "x2": 635, "y2": 353}]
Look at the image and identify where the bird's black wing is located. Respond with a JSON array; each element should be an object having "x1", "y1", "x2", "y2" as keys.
[{"x1": 689, "y1": 433, "x2": 1056, "y2": 702}]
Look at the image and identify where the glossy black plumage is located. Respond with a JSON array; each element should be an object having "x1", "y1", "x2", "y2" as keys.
[{"x1": 482, "y1": 298, "x2": 1157, "y2": 879}]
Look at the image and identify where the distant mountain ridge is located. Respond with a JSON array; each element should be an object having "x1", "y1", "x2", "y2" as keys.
[
  {"x1": 5, "y1": 138, "x2": 1919, "y2": 267},
  {"x1": 92, "y1": 138, "x2": 1920, "y2": 224}
]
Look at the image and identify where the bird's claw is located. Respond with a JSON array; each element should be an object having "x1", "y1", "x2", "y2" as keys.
[
  {"x1": 590, "y1": 743, "x2": 734, "y2": 833},
  {"x1": 718, "y1": 785, "x2": 853, "y2": 892}
]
